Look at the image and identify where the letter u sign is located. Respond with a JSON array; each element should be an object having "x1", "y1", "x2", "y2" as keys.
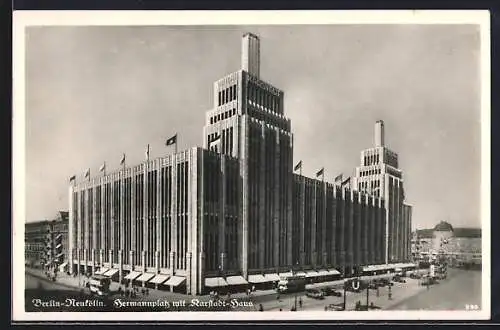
[{"x1": 352, "y1": 279, "x2": 360, "y2": 290}]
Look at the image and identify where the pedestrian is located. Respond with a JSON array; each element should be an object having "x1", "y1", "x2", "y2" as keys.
[
  {"x1": 277, "y1": 294, "x2": 280, "y2": 301},
  {"x1": 299, "y1": 297, "x2": 303, "y2": 308},
  {"x1": 252, "y1": 285, "x2": 256, "y2": 292},
  {"x1": 324, "y1": 306, "x2": 328, "y2": 311},
  {"x1": 279, "y1": 308, "x2": 282, "y2": 311},
  {"x1": 259, "y1": 304, "x2": 264, "y2": 312}
]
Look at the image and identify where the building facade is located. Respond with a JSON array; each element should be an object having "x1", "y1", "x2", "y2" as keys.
[
  {"x1": 25, "y1": 211, "x2": 69, "y2": 269},
  {"x1": 69, "y1": 33, "x2": 406, "y2": 295},
  {"x1": 353, "y1": 120, "x2": 412, "y2": 263},
  {"x1": 411, "y1": 221, "x2": 481, "y2": 267}
]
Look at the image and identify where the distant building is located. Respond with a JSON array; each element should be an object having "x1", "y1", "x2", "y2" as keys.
[
  {"x1": 411, "y1": 221, "x2": 481, "y2": 266},
  {"x1": 25, "y1": 211, "x2": 69, "y2": 270}
]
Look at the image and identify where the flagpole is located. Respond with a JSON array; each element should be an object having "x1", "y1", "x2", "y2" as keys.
[{"x1": 175, "y1": 136, "x2": 178, "y2": 154}]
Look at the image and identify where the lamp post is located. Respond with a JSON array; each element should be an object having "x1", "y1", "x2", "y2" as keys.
[
  {"x1": 366, "y1": 281, "x2": 370, "y2": 309},
  {"x1": 293, "y1": 260, "x2": 299, "y2": 311},
  {"x1": 343, "y1": 280, "x2": 347, "y2": 310}
]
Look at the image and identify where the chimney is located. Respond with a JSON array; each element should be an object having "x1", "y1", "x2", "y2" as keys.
[
  {"x1": 241, "y1": 33, "x2": 260, "y2": 78},
  {"x1": 375, "y1": 120, "x2": 385, "y2": 147}
]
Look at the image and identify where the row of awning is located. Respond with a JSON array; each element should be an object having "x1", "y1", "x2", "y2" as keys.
[
  {"x1": 94, "y1": 268, "x2": 186, "y2": 287},
  {"x1": 205, "y1": 269, "x2": 341, "y2": 287},
  {"x1": 362, "y1": 263, "x2": 416, "y2": 272}
]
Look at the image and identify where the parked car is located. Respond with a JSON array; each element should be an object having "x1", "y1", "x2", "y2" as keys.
[
  {"x1": 392, "y1": 275, "x2": 406, "y2": 283},
  {"x1": 321, "y1": 287, "x2": 342, "y2": 297},
  {"x1": 368, "y1": 282, "x2": 379, "y2": 290},
  {"x1": 409, "y1": 272, "x2": 422, "y2": 279},
  {"x1": 377, "y1": 278, "x2": 393, "y2": 287},
  {"x1": 306, "y1": 288, "x2": 325, "y2": 299}
]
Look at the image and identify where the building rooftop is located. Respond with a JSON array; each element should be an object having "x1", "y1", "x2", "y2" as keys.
[
  {"x1": 433, "y1": 221, "x2": 454, "y2": 232},
  {"x1": 415, "y1": 225, "x2": 481, "y2": 239}
]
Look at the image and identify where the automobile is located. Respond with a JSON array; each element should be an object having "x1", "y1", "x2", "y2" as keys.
[
  {"x1": 306, "y1": 288, "x2": 325, "y2": 299},
  {"x1": 377, "y1": 278, "x2": 393, "y2": 287},
  {"x1": 321, "y1": 287, "x2": 342, "y2": 297},
  {"x1": 392, "y1": 276, "x2": 406, "y2": 283},
  {"x1": 409, "y1": 272, "x2": 422, "y2": 279},
  {"x1": 368, "y1": 282, "x2": 379, "y2": 290},
  {"x1": 327, "y1": 303, "x2": 345, "y2": 311}
]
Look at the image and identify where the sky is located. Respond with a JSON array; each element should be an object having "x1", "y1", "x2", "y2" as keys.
[{"x1": 23, "y1": 24, "x2": 482, "y2": 229}]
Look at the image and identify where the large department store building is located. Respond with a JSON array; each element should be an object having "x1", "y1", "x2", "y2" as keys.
[{"x1": 69, "y1": 33, "x2": 412, "y2": 295}]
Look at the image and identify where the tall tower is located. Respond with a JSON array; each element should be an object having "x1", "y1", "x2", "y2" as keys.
[
  {"x1": 353, "y1": 121, "x2": 412, "y2": 264},
  {"x1": 202, "y1": 34, "x2": 293, "y2": 278}
]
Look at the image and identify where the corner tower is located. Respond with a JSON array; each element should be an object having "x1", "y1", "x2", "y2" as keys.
[
  {"x1": 202, "y1": 34, "x2": 293, "y2": 279},
  {"x1": 353, "y1": 120, "x2": 412, "y2": 264}
]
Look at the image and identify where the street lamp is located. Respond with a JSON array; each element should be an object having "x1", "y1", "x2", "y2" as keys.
[
  {"x1": 366, "y1": 280, "x2": 370, "y2": 310},
  {"x1": 293, "y1": 260, "x2": 299, "y2": 311},
  {"x1": 343, "y1": 280, "x2": 347, "y2": 310}
]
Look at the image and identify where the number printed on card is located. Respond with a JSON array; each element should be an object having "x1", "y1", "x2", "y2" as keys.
[{"x1": 465, "y1": 304, "x2": 480, "y2": 310}]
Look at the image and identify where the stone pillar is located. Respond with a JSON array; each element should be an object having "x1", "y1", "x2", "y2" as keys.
[
  {"x1": 100, "y1": 179, "x2": 105, "y2": 263},
  {"x1": 109, "y1": 249, "x2": 113, "y2": 269},
  {"x1": 76, "y1": 248, "x2": 81, "y2": 275},
  {"x1": 199, "y1": 251, "x2": 205, "y2": 295},
  {"x1": 98, "y1": 249, "x2": 103, "y2": 268},
  {"x1": 141, "y1": 250, "x2": 146, "y2": 287},
  {"x1": 110, "y1": 176, "x2": 115, "y2": 265},
  {"x1": 299, "y1": 177, "x2": 306, "y2": 268},
  {"x1": 169, "y1": 252, "x2": 175, "y2": 292},
  {"x1": 258, "y1": 124, "x2": 266, "y2": 269},
  {"x1": 321, "y1": 182, "x2": 327, "y2": 267},
  {"x1": 311, "y1": 181, "x2": 317, "y2": 268},
  {"x1": 154, "y1": 251, "x2": 160, "y2": 289},
  {"x1": 129, "y1": 251, "x2": 134, "y2": 271},
  {"x1": 68, "y1": 185, "x2": 75, "y2": 275},
  {"x1": 131, "y1": 170, "x2": 136, "y2": 266},
  {"x1": 84, "y1": 249, "x2": 89, "y2": 275},
  {"x1": 186, "y1": 252, "x2": 192, "y2": 295},
  {"x1": 119, "y1": 250, "x2": 123, "y2": 283},
  {"x1": 219, "y1": 157, "x2": 227, "y2": 272},
  {"x1": 91, "y1": 248, "x2": 96, "y2": 275},
  {"x1": 273, "y1": 131, "x2": 280, "y2": 269}
]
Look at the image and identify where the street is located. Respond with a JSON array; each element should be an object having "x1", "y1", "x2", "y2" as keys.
[
  {"x1": 25, "y1": 268, "x2": 482, "y2": 312},
  {"x1": 388, "y1": 268, "x2": 481, "y2": 310}
]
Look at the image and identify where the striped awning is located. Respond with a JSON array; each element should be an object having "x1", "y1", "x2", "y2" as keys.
[
  {"x1": 327, "y1": 269, "x2": 341, "y2": 275},
  {"x1": 136, "y1": 273, "x2": 155, "y2": 282},
  {"x1": 306, "y1": 270, "x2": 319, "y2": 278},
  {"x1": 95, "y1": 267, "x2": 109, "y2": 275},
  {"x1": 205, "y1": 277, "x2": 228, "y2": 287},
  {"x1": 295, "y1": 271, "x2": 307, "y2": 277},
  {"x1": 226, "y1": 275, "x2": 248, "y2": 285},
  {"x1": 149, "y1": 274, "x2": 170, "y2": 284},
  {"x1": 263, "y1": 273, "x2": 279, "y2": 281},
  {"x1": 104, "y1": 268, "x2": 119, "y2": 277},
  {"x1": 165, "y1": 276, "x2": 185, "y2": 287},
  {"x1": 279, "y1": 271, "x2": 293, "y2": 278},
  {"x1": 247, "y1": 274, "x2": 267, "y2": 283},
  {"x1": 124, "y1": 271, "x2": 142, "y2": 280},
  {"x1": 316, "y1": 269, "x2": 330, "y2": 277}
]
